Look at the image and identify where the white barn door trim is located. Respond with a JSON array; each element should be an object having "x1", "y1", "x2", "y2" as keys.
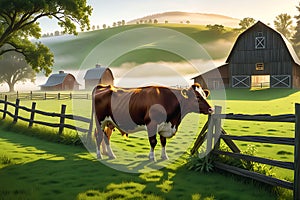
[
  {"x1": 232, "y1": 76, "x2": 250, "y2": 88},
  {"x1": 270, "y1": 75, "x2": 291, "y2": 88}
]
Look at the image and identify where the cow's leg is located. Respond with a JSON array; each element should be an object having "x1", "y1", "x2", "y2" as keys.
[
  {"x1": 148, "y1": 135, "x2": 157, "y2": 161},
  {"x1": 103, "y1": 132, "x2": 116, "y2": 159},
  {"x1": 95, "y1": 129, "x2": 104, "y2": 159},
  {"x1": 160, "y1": 135, "x2": 168, "y2": 160},
  {"x1": 101, "y1": 140, "x2": 108, "y2": 155},
  {"x1": 147, "y1": 122, "x2": 158, "y2": 161}
]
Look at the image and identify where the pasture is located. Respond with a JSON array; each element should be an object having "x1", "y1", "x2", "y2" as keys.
[
  {"x1": 0, "y1": 125, "x2": 277, "y2": 200},
  {"x1": 0, "y1": 88, "x2": 299, "y2": 199}
]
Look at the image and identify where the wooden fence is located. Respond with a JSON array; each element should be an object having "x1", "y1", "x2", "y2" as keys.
[
  {"x1": 0, "y1": 95, "x2": 93, "y2": 135},
  {"x1": 0, "y1": 91, "x2": 91, "y2": 101},
  {"x1": 191, "y1": 104, "x2": 300, "y2": 200}
]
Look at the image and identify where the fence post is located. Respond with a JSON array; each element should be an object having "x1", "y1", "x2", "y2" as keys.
[
  {"x1": 294, "y1": 103, "x2": 300, "y2": 200},
  {"x1": 2, "y1": 95, "x2": 8, "y2": 119},
  {"x1": 70, "y1": 92, "x2": 72, "y2": 100},
  {"x1": 13, "y1": 99, "x2": 20, "y2": 123},
  {"x1": 58, "y1": 104, "x2": 66, "y2": 135},
  {"x1": 44, "y1": 92, "x2": 46, "y2": 100},
  {"x1": 58, "y1": 93, "x2": 60, "y2": 100},
  {"x1": 30, "y1": 91, "x2": 33, "y2": 100},
  {"x1": 214, "y1": 106, "x2": 222, "y2": 151},
  {"x1": 206, "y1": 114, "x2": 214, "y2": 154},
  {"x1": 28, "y1": 102, "x2": 36, "y2": 127}
]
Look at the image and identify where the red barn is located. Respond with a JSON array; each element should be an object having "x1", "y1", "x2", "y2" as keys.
[{"x1": 40, "y1": 71, "x2": 80, "y2": 91}]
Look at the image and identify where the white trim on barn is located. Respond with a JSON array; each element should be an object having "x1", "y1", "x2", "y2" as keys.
[
  {"x1": 270, "y1": 75, "x2": 291, "y2": 88},
  {"x1": 232, "y1": 76, "x2": 250, "y2": 88}
]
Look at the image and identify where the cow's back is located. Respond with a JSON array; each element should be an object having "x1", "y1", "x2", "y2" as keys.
[{"x1": 129, "y1": 86, "x2": 181, "y2": 126}]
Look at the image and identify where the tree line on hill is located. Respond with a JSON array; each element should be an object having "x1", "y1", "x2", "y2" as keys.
[{"x1": 2, "y1": 0, "x2": 300, "y2": 92}]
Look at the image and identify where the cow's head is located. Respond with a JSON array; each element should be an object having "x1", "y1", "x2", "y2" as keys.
[{"x1": 181, "y1": 83, "x2": 213, "y2": 114}]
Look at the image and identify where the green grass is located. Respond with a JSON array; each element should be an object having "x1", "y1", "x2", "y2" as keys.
[
  {"x1": 0, "y1": 88, "x2": 299, "y2": 199},
  {"x1": 41, "y1": 24, "x2": 239, "y2": 70},
  {"x1": 0, "y1": 129, "x2": 277, "y2": 200}
]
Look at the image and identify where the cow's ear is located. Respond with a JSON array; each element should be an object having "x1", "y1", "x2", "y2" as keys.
[
  {"x1": 204, "y1": 89, "x2": 210, "y2": 98},
  {"x1": 181, "y1": 89, "x2": 189, "y2": 99}
]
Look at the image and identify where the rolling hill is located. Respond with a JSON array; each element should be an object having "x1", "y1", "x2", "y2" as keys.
[
  {"x1": 127, "y1": 11, "x2": 240, "y2": 27},
  {"x1": 38, "y1": 23, "x2": 239, "y2": 75}
]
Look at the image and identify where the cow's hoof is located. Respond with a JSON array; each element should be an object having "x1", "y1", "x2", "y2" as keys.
[
  {"x1": 149, "y1": 157, "x2": 156, "y2": 162},
  {"x1": 161, "y1": 155, "x2": 169, "y2": 160},
  {"x1": 108, "y1": 155, "x2": 116, "y2": 159},
  {"x1": 108, "y1": 153, "x2": 116, "y2": 159},
  {"x1": 97, "y1": 154, "x2": 102, "y2": 160}
]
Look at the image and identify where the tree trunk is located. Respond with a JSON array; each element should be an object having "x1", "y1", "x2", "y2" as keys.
[{"x1": 8, "y1": 82, "x2": 15, "y2": 92}]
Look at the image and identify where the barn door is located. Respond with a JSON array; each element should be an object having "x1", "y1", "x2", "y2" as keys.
[
  {"x1": 270, "y1": 75, "x2": 291, "y2": 88},
  {"x1": 232, "y1": 76, "x2": 250, "y2": 88}
]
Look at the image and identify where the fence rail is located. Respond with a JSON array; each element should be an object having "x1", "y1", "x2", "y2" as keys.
[
  {"x1": 0, "y1": 95, "x2": 92, "y2": 135},
  {"x1": 0, "y1": 91, "x2": 91, "y2": 101},
  {"x1": 191, "y1": 104, "x2": 300, "y2": 200}
]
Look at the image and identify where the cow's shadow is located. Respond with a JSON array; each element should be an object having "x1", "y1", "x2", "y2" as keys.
[{"x1": 99, "y1": 154, "x2": 173, "y2": 173}]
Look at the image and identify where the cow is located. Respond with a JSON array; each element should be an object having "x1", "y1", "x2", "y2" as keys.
[{"x1": 91, "y1": 83, "x2": 212, "y2": 161}]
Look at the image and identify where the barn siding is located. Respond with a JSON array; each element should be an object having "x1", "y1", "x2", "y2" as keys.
[
  {"x1": 229, "y1": 22, "x2": 293, "y2": 77},
  {"x1": 193, "y1": 21, "x2": 300, "y2": 89}
]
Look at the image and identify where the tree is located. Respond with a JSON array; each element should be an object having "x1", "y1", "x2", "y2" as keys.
[
  {"x1": 0, "y1": 0, "x2": 92, "y2": 76},
  {"x1": 154, "y1": 19, "x2": 158, "y2": 24},
  {"x1": 206, "y1": 24, "x2": 225, "y2": 32},
  {"x1": 274, "y1": 13, "x2": 293, "y2": 39},
  {"x1": 186, "y1": 20, "x2": 190, "y2": 24},
  {"x1": 239, "y1": 17, "x2": 256, "y2": 30},
  {"x1": 122, "y1": 20, "x2": 126, "y2": 26},
  {"x1": 0, "y1": 45, "x2": 35, "y2": 92},
  {"x1": 103, "y1": 24, "x2": 107, "y2": 29},
  {"x1": 293, "y1": 2, "x2": 300, "y2": 55}
]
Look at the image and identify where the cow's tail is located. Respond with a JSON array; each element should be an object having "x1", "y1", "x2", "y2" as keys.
[{"x1": 91, "y1": 86, "x2": 97, "y2": 138}]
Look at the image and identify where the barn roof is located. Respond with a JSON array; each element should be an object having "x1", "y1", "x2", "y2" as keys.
[
  {"x1": 226, "y1": 21, "x2": 300, "y2": 65},
  {"x1": 83, "y1": 65, "x2": 114, "y2": 80},
  {"x1": 41, "y1": 71, "x2": 79, "y2": 87}
]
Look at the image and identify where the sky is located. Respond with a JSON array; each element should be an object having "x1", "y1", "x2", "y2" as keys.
[{"x1": 38, "y1": 0, "x2": 300, "y2": 33}]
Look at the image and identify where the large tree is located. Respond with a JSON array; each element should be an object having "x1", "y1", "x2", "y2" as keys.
[
  {"x1": 293, "y1": 2, "x2": 300, "y2": 55},
  {"x1": 0, "y1": 0, "x2": 92, "y2": 76},
  {"x1": 0, "y1": 46, "x2": 35, "y2": 92},
  {"x1": 274, "y1": 13, "x2": 293, "y2": 39},
  {"x1": 239, "y1": 17, "x2": 256, "y2": 30}
]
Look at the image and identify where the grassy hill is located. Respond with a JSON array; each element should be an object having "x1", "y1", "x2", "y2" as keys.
[
  {"x1": 39, "y1": 24, "x2": 239, "y2": 72},
  {"x1": 127, "y1": 11, "x2": 240, "y2": 27}
]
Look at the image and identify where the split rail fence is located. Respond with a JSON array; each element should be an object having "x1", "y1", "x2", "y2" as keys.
[
  {"x1": 191, "y1": 104, "x2": 300, "y2": 200},
  {"x1": 0, "y1": 92, "x2": 91, "y2": 101},
  {"x1": 0, "y1": 95, "x2": 93, "y2": 135}
]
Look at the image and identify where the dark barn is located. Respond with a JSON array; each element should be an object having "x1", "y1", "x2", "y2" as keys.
[
  {"x1": 193, "y1": 21, "x2": 300, "y2": 89},
  {"x1": 84, "y1": 64, "x2": 114, "y2": 90},
  {"x1": 40, "y1": 71, "x2": 80, "y2": 91}
]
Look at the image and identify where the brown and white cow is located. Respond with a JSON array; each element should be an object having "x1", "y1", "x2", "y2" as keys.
[{"x1": 92, "y1": 83, "x2": 212, "y2": 160}]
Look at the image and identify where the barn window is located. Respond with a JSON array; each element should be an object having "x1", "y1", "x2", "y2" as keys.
[
  {"x1": 256, "y1": 63, "x2": 264, "y2": 71},
  {"x1": 255, "y1": 36, "x2": 265, "y2": 49}
]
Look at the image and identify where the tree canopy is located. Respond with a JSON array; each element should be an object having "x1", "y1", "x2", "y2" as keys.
[
  {"x1": 293, "y1": 2, "x2": 300, "y2": 55},
  {"x1": 274, "y1": 13, "x2": 293, "y2": 39},
  {"x1": 239, "y1": 17, "x2": 256, "y2": 30},
  {"x1": 0, "y1": 45, "x2": 36, "y2": 92},
  {"x1": 0, "y1": 0, "x2": 92, "y2": 76}
]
